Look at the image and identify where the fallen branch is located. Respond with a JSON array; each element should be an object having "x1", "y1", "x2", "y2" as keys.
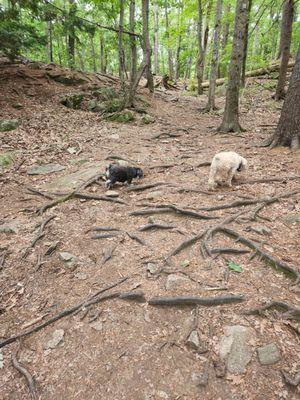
[
  {"x1": 0, "y1": 277, "x2": 128, "y2": 349},
  {"x1": 130, "y1": 204, "x2": 217, "y2": 220},
  {"x1": 243, "y1": 301, "x2": 300, "y2": 320},
  {"x1": 119, "y1": 291, "x2": 146, "y2": 302},
  {"x1": 218, "y1": 227, "x2": 300, "y2": 281},
  {"x1": 148, "y1": 294, "x2": 245, "y2": 306},
  {"x1": 210, "y1": 248, "x2": 250, "y2": 255},
  {"x1": 91, "y1": 233, "x2": 118, "y2": 239},
  {"x1": 138, "y1": 223, "x2": 177, "y2": 232},
  {"x1": 12, "y1": 345, "x2": 37, "y2": 399},
  {"x1": 126, "y1": 232, "x2": 150, "y2": 247}
]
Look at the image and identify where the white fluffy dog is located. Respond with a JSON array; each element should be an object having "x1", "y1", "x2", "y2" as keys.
[{"x1": 208, "y1": 151, "x2": 247, "y2": 190}]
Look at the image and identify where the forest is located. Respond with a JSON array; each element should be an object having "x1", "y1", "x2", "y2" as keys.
[{"x1": 0, "y1": 0, "x2": 299, "y2": 399}]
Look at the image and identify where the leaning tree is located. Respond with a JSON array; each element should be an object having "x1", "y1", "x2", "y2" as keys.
[
  {"x1": 269, "y1": 43, "x2": 300, "y2": 150},
  {"x1": 217, "y1": 0, "x2": 250, "y2": 133}
]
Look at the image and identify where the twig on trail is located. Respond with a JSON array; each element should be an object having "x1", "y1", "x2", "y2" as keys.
[
  {"x1": 210, "y1": 248, "x2": 250, "y2": 255},
  {"x1": 217, "y1": 227, "x2": 300, "y2": 281},
  {"x1": 125, "y1": 182, "x2": 166, "y2": 192},
  {"x1": 198, "y1": 189, "x2": 300, "y2": 212},
  {"x1": 101, "y1": 244, "x2": 118, "y2": 266},
  {"x1": 138, "y1": 223, "x2": 177, "y2": 232},
  {"x1": 242, "y1": 301, "x2": 300, "y2": 321},
  {"x1": 26, "y1": 187, "x2": 54, "y2": 200},
  {"x1": 44, "y1": 240, "x2": 60, "y2": 256},
  {"x1": 238, "y1": 175, "x2": 300, "y2": 185},
  {"x1": 12, "y1": 344, "x2": 37, "y2": 400},
  {"x1": 119, "y1": 291, "x2": 146, "y2": 302},
  {"x1": 0, "y1": 277, "x2": 129, "y2": 349},
  {"x1": 91, "y1": 233, "x2": 118, "y2": 240},
  {"x1": 36, "y1": 191, "x2": 126, "y2": 215},
  {"x1": 168, "y1": 210, "x2": 245, "y2": 258},
  {"x1": 126, "y1": 232, "x2": 150, "y2": 247},
  {"x1": 151, "y1": 132, "x2": 182, "y2": 140},
  {"x1": 148, "y1": 294, "x2": 245, "y2": 306},
  {"x1": 248, "y1": 203, "x2": 271, "y2": 221},
  {"x1": 281, "y1": 371, "x2": 300, "y2": 387},
  {"x1": 148, "y1": 163, "x2": 178, "y2": 169},
  {"x1": 130, "y1": 204, "x2": 217, "y2": 220},
  {"x1": 176, "y1": 187, "x2": 215, "y2": 195}
]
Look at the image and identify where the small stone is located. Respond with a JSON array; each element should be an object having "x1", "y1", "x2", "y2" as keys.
[
  {"x1": 165, "y1": 274, "x2": 189, "y2": 290},
  {"x1": 157, "y1": 391, "x2": 169, "y2": 399},
  {"x1": 67, "y1": 147, "x2": 77, "y2": 154},
  {"x1": 219, "y1": 325, "x2": 253, "y2": 374},
  {"x1": 12, "y1": 103, "x2": 23, "y2": 109},
  {"x1": 59, "y1": 252, "x2": 76, "y2": 269},
  {"x1": 75, "y1": 272, "x2": 87, "y2": 280},
  {"x1": 0, "y1": 221, "x2": 19, "y2": 234},
  {"x1": 27, "y1": 163, "x2": 65, "y2": 175},
  {"x1": 146, "y1": 191, "x2": 163, "y2": 199},
  {"x1": 105, "y1": 190, "x2": 119, "y2": 198},
  {"x1": 140, "y1": 114, "x2": 155, "y2": 124},
  {"x1": 180, "y1": 259, "x2": 190, "y2": 268},
  {"x1": 0, "y1": 119, "x2": 20, "y2": 132},
  {"x1": 250, "y1": 225, "x2": 272, "y2": 235},
  {"x1": 90, "y1": 321, "x2": 103, "y2": 331},
  {"x1": 109, "y1": 133, "x2": 120, "y2": 140},
  {"x1": 186, "y1": 330, "x2": 200, "y2": 350},
  {"x1": 147, "y1": 263, "x2": 159, "y2": 274},
  {"x1": 44, "y1": 329, "x2": 64, "y2": 349},
  {"x1": 257, "y1": 343, "x2": 281, "y2": 365},
  {"x1": 116, "y1": 159, "x2": 129, "y2": 167}
]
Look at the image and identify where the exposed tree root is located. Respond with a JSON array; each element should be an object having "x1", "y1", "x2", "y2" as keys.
[
  {"x1": 119, "y1": 291, "x2": 146, "y2": 302},
  {"x1": 198, "y1": 189, "x2": 300, "y2": 212},
  {"x1": 101, "y1": 244, "x2": 118, "y2": 266},
  {"x1": 126, "y1": 232, "x2": 150, "y2": 247},
  {"x1": 91, "y1": 233, "x2": 118, "y2": 239},
  {"x1": 130, "y1": 204, "x2": 217, "y2": 220},
  {"x1": 0, "y1": 277, "x2": 129, "y2": 349},
  {"x1": 138, "y1": 223, "x2": 177, "y2": 232},
  {"x1": 243, "y1": 301, "x2": 300, "y2": 320},
  {"x1": 125, "y1": 182, "x2": 166, "y2": 192},
  {"x1": 148, "y1": 294, "x2": 245, "y2": 306},
  {"x1": 217, "y1": 227, "x2": 300, "y2": 281},
  {"x1": 239, "y1": 175, "x2": 300, "y2": 185},
  {"x1": 210, "y1": 247, "x2": 250, "y2": 255},
  {"x1": 12, "y1": 345, "x2": 37, "y2": 399}
]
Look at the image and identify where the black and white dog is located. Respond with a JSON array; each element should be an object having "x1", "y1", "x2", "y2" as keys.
[{"x1": 105, "y1": 164, "x2": 144, "y2": 189}]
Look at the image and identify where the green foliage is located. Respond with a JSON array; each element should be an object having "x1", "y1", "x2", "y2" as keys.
[
  {"x1": 227, "y1": 260, "x2": 243, "y2": 273},
  {"x1": 0, "y1": 5, "x2": 46, "y2": 60}
]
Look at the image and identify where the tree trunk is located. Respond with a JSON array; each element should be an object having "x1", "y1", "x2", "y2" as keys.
[
  {"x1": 222, "y1": 4, "x2": 230, "y2": 51},
  {"x1": 165, "y1": 2, "x2": 174, "y2": 81},
  {"x1": 118, "y1": 0, "x2": 126, "y2": 87},
  {"x1": 174, "y1": 2, "x2": 183, "y2": 81},
  {"x1": 68, "y1": 0, "x2": 75, "y2": 70},
  {"x1": 202, "y1": 0, "x2": 213, "y2": 80},
  {"x1": 129, "y1": 0, "x2": 137, "y2": 83},
  {"x1": 275, "y1": 0, "x2": 294, "y2": 101},
  {"x1": 46, "y1": 20, "x2": 53, "y2": 63},
  {"x1": 143, "y1": 0, "x2": 154, "y2": 92},
  {"x1": 100, "y1": 37, "x2": 106, "y2": 73},
  {"x1": 78, "y1": 49, "x2": 85, "y2": 71},
  {"x1": 270, "y1": 44, "x2": 300, "y2": 150},
  {"x1": 204, "y1": 0, "x2": 222, "y2": 111},
  {"x1": 196, "y1": 0, "x2": 204, "y2": 95},
  {"x1": 241, "y1": 0, "x2": 252, "y2": 87},
  {"x1": 90, "y1": 34, "x2": 97, "y2": 73},
  {"x1": 125, "y1": 0, "x2": 152, "y2": 107},
  {"x1": 153, "y1": 2, "x2": 159, "y2": 75},
  {"x1": 217, "y1": 0, "x2": 250, "y2": 133}
]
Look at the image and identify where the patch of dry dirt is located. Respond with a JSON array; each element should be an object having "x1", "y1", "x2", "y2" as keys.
[{"x1": 0, "y1": 61, "x2": 299, "y2": 400}]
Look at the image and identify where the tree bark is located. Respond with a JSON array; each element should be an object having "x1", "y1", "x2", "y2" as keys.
[
  {"x1": 46, "y1": 20, "x2": 53, "y2": 63},
  {"x1": 241, "y1": 0, "x2": 252, "y2": 87},
  {"x1": 217, "y1": 0, "x2": 250, "y2": 133},
  {"x1": 196, "y1": 0, "x2": 204, "y2": 95},
  {"x1": 153, "y1": 2, "x2": 159, "y2": 75},
  {"x1": 143, "y1": 0, "x2": 154, "y2": 92},
  {"x1": 270, "y1": 44, "x2": 300, "y2": 150},
  {"x1": 125, "y1": 0, "x2": 152, "y2": 107},
  {"x1": 100, "y1": 37, "x2": 106, "y2": 73},
  {"x1": 165, "y1": 2, "x2": 174, "y2": 81},
  {"x1": 68, "y1": 0, "x2": 75, "y2": 70},
  {"x1": 275, "y1": 0, "x2": 294, "y2": 100},
  {"x1": 129, "y1": 0, "x2": 137, "y2": 83},
  {"x1": 204, "y1": 0, "x2": 222, "y2": 111},
  {"x1": 118, "y1": 0, "x2": 126, "y2": 87},
  {"x1": 90, "y1": 34, "x2": 97, "y2": 73}
]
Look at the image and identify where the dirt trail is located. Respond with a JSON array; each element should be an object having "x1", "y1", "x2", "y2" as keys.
[{"x1": 0, "y1": 62, "x2": 299, "y2": 400}]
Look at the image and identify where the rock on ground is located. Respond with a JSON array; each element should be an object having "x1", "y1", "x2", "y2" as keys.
[{"x1": 257, "y1": 343, "x2": 281, "y2": 365}]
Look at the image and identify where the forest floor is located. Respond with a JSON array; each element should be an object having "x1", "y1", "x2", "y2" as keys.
[{"x1": 0, "y1": 60, "x2": 299, "y2": 400}]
